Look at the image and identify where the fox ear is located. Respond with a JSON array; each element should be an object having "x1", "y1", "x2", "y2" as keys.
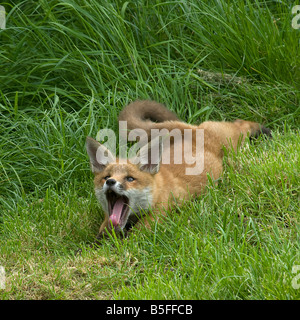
[
  {"x1": 86, "y1": 136, "x2": 115, "y2": 173},
  {"x1": 136, "y1": 137, "x2": 163, "y2": 174}
]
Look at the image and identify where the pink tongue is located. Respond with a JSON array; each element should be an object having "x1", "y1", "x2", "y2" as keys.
[{"x1": 109, "y1": 198, "x2": 125, "y2": 227}]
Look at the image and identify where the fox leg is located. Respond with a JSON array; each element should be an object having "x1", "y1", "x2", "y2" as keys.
[
  {"x1": 199, "y1": 120, "x2": 271, "y2": 153},
  {"x1": 93, "y1": 216, "x2": 111, "y2": 242}
]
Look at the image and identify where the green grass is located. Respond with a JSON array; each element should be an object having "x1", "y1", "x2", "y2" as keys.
[{"x1": 0, "y1": 0, "x2": 299, "y2": 299}]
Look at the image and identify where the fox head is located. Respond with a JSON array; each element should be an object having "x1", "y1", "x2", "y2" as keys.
[{"x1": 86, "y1": 136, "x2": 163, "y2": 232}]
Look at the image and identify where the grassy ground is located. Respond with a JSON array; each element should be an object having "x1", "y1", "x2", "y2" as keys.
[{"x1": 0, "y1": 0, "x2": 299, "y2": 299}]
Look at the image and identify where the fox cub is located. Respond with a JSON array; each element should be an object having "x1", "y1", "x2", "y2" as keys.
[{"x1": 86, "y1": 100, "x2": 271, "y2": 240}]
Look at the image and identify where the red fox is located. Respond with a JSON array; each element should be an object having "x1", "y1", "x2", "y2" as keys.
[{"x1": 86, "y1": 100, "x2": 271, "y2": 240}]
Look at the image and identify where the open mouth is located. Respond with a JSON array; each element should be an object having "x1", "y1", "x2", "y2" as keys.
[{"x1": 106, "y1": 190, "x2": 129, "y2": 229}]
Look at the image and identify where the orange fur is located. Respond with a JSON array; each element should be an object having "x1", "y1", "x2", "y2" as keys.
[{"x1": 86, "y1": 100, "x2": 271, "y2": 239}]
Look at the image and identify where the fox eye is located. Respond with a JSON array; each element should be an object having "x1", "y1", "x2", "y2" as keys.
[
  {"x1": 126, "y1": 176, "x2": 135, "y2": 182},
  {"x1": 104, "y1": 176, "x2": 110, "y2": 180}
]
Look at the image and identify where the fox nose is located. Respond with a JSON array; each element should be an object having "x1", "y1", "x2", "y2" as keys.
[{"x1": 106, "y1": 178, "x2": 116, "y2": 187}]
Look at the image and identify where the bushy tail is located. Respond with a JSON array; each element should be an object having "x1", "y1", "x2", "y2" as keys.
[
  {"x1": 118, "y1": 100, "x2": 271, "y2": 150},
  {"x1": 118, "y1": 100, "x2": 180, "y2": 133}
]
